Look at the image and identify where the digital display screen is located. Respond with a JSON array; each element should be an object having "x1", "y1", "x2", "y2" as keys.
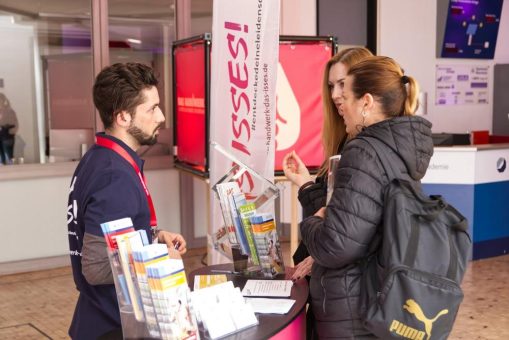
[
  {"x1": 441, "y1": 0, "x2": 503, "y2": 59},
  {"x1": 174, "y1": 42, "x2": 207, "y2": 171}
]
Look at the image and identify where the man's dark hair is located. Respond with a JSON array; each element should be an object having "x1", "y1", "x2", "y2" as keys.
[{"x1": 93, "y1": 63, "x2": 158, "y2": 129}]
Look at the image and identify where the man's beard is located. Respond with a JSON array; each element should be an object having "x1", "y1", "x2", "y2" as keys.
[{"x1": 127, "y1": 122, "x2": 164, "y2": 146}]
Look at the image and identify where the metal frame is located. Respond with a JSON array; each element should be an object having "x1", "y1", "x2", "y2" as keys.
[
  {"x1": 172, "y1": 33, "x2": 212, "y2": 178},
  {"x1": 275, "y1": 35, "x2": 338, "y2": 177}
]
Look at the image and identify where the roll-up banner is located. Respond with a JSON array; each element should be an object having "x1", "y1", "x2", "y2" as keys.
[{"x1": 208, "y1": 0, "x2": 280, "y2": 264}]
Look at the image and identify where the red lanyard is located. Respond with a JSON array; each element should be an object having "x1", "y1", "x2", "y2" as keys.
[{"x1": 96, "y1": 135, "x2": 157, "y2": 228}]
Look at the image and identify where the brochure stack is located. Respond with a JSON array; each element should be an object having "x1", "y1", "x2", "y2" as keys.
[
  {"x1": 101, "y1": 218, "x2": 199, "y2": 339},
  {"x1": 250, "y1": 213, "x2": 284, "y2": 276},
  {"x1": 146, "y1": 259, "x2": 199, "y2": 339},
  {"x1": 191, "y1": 281, "x2": 258, "y2": 339}
]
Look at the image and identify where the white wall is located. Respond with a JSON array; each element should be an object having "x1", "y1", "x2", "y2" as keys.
[
  {"x1": 0, "y1": 168, "x2": 181, "y2": 264},
  {"x1": 280, "y1": 0, "x2": 316, "y2": 35},
  {"x1": 378, "y1": 0, "x2": 509, "y2": 134},
  {"x1": 145, "y1": 169, "x2": 181, "y2": 234},
  {"x1": 192, "y1": 178, "x2": 208, "y2": 238}
]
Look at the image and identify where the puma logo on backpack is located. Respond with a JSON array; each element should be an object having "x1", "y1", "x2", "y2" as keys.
[{"x1": 359, "y1": 137, "x2": 472, "y2": 340}]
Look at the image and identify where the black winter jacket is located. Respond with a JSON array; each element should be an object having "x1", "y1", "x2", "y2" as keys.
[
  {"x1": 300, "y1": 116, "x2": 433, "y2": 339},
  {"x1": 293, "y1": 176, "x2": 326, "y2": 264}
]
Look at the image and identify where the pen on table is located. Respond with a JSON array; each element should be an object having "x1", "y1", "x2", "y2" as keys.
[{"x1": 210, "y1": 269, "x2": 240, "y2": 274}]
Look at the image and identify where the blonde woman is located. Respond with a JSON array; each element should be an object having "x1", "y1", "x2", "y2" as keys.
[
  {"x1": 283, "y1": 47, "x2": 373, "y2": 340},
  {"x1": 283, "y1": 47, "x2": 373, "y2": 277}
]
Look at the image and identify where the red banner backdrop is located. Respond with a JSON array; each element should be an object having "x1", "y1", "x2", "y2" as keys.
[{"x1": 275, "y1": 41, "x2": 332, "y2": 172}]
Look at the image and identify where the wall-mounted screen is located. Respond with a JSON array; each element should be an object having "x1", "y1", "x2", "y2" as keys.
[
  {"x1": 174, "y1": 38, "x2": 207, "y2": 173},
  {"x1": 440, "y1": 0, "x2": 503, "y2": 59}
]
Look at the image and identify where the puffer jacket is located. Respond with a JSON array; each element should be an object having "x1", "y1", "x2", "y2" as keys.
[{"x1": 300, "y1": 116, "x2": 434, "y2": 339}]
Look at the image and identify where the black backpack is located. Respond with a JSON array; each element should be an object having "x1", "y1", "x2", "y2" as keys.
[{"x1": 359, "y1": 137, "x2": 472, "y2": 340}]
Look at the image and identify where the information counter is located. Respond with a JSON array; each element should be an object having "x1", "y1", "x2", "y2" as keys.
[
  {"x1": 421, "y1": 144, "x2": 509, "y2": 259},
  {"x1": 188, "y1": 264, "x2": 308, "y2": 340}
]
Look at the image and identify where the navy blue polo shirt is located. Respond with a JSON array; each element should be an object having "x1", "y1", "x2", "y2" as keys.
[{"x1": 67, "y1": 133, "x2": 152, "y2": 339}]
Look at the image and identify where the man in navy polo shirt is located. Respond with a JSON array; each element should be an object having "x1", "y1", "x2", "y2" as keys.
[{"x1": 67, "y1": 63, "x2": 187, "y2": 340}]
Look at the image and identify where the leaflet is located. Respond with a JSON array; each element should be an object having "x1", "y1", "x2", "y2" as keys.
[
  {"x1": 241, "y1": 280, "x2": 293, "y2": 298},
  {"x1": 249, "y1": 213, "x2": 285, "y2": 276},
  {"x1": 147, "y1": 259, "x2": 199, "y2": 340},
  {"x1": 244, "y1": 298, "x2": 296, "y2": 314},
  {"x1": 193, "y1": 275, "x2": 228, "y2": 290},
  {"x1": 116, "y1": 231, "x2": 147, "y2": 322},
  {"x1": 191, "y1": 281, "x2": 258, "y2": 339}
]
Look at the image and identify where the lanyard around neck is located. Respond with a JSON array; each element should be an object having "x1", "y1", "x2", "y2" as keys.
[{"x1": 96, "y1": 135, "x2": 157, "y2": 228}]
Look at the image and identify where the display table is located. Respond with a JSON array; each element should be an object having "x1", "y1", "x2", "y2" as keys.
[
  {"x1": 422, "y1": 144, "x2": 509, "y2": 259},
  {"x1": 188, "y1": 264, "x2": 308, "y2": 340}
]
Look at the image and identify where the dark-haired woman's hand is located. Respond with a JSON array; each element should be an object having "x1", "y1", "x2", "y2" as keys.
[{"x1": 292, "y1": 256, "x2": 314, "y2": 281}]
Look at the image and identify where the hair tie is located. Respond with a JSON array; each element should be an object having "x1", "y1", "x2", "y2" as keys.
[{"x1": 401, "y1": 75, "x2": 409, "y2": 85}]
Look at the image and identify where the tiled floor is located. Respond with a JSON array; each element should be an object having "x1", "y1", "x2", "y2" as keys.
[{"x1": 0, "y1": 245, "x2": 508, "y2": 339}]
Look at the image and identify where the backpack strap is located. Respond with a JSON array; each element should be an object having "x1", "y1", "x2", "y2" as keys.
[
  {"x1": 360, "y1": 137, "x2": 427, "y2": 269},
  {"x1": 358, "y1": 136, "x2": 406, "y2": 258}
]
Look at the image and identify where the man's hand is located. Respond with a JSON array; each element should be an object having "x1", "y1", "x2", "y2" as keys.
[
  {"x1": 291, "y1": 256, "x2": 314, "y2": 281},
  {"x1": 158, "y1": 231, "x2": 187, "y2": 255}
]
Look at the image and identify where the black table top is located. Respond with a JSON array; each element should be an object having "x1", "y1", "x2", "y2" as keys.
[{"x1": 188, "y1": 263, "x2": 309, "y2": 340}]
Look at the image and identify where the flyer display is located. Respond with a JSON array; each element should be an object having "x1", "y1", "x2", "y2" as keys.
[
  {"x1": 211, "y1": 142, "x2": 285, "y2": 278},
  {"x1": 101, "y1": 219, "x2": 200, "y2": 340}
]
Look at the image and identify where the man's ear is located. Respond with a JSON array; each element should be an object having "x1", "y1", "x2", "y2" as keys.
[{"x1": 115, "y1": 111, "x2": 131, "y2": 127}]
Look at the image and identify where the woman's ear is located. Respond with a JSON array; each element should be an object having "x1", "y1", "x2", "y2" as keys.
[{"x1": 363, "y1": 93, "x2": 375, "y2": 110}]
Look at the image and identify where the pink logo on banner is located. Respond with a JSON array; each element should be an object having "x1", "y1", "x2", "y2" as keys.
[{"x1": 224, "y1": 21, "x2": 255, "y2": 193}]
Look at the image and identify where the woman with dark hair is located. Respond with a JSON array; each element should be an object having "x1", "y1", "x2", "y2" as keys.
[{"x1": 291, "y1": 56, "x2": 433, "y2": 338}]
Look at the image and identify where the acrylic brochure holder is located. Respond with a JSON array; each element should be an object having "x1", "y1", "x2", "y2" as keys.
[
  {"x1": 101, "y1": 217, "x2": 200, "y2": 340},
  {"x1": 108, "y1": 246, "x2": 201, "y2": 340},
  {"x1": 108, "y1": 249, "x2": 153, "y2": 339},
  {"x1": 211, "y1": 142, "x2": 285, "y2": 278}
]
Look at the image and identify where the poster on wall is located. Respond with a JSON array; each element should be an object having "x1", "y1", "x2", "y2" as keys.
[
  {"x1": 275, "y1": 41, "x2": 332, "y2": 173},
  {"x1": 435, "y1": 64, "x2": 489, "y2": 105},
  {"x1": 440, "y1": 0, "x2": 503, "y2": 59}
]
